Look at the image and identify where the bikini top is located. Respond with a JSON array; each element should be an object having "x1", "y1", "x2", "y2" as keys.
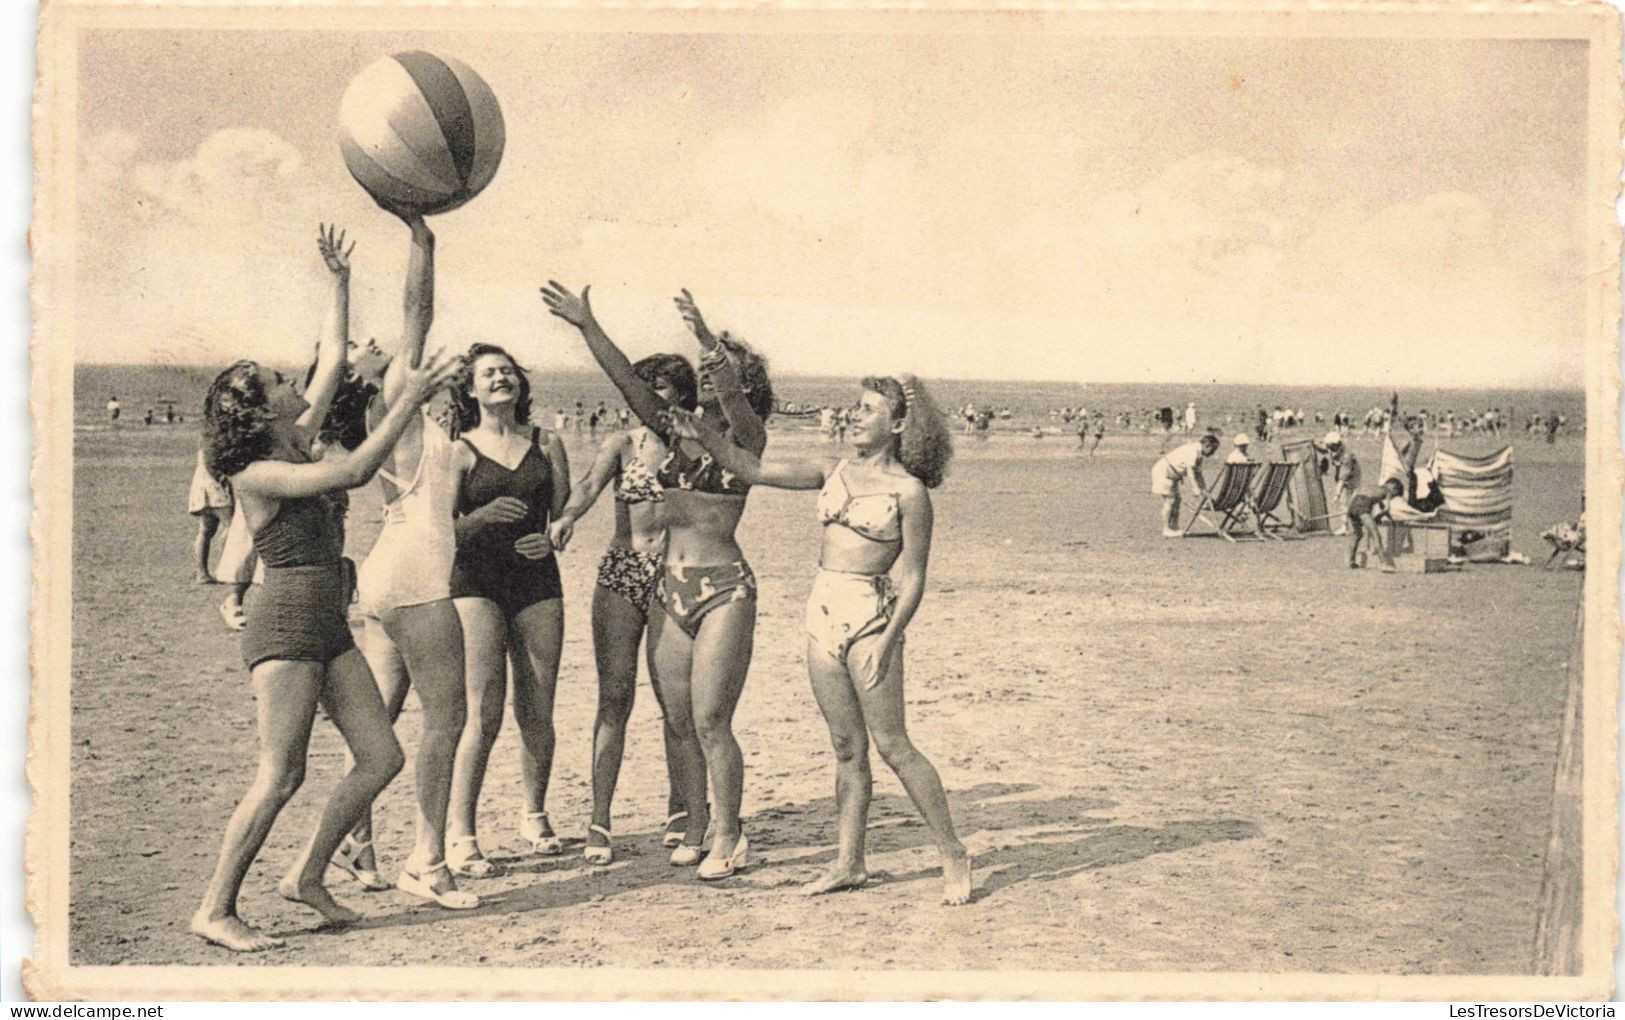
[
  {"x1": 817, "y1": 460, "x2": 902, "y2": 543},
  {"x1": 653, "y1": 424, "x2": 750, "y2": 497},
  {"x1": 616, "y1": 430, "x2": 665, "y2": 505},
  {"x1": 457, "y1": 427, "x2": 553, "y2": 561}
]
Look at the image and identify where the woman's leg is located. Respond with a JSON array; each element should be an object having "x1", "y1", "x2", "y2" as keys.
[
  {"x1": 648, "y1": 609, "x2": 709, "y2": 849},
  {"x1": 448, "y1": 598, "x2": 509, "y2": 851},
  {"x1": 802, "y1": 639, "x2": 872, "y2": 895},
  {"x1": 191, "y1": 660, "x2": 323, "y2": 951},
  {"x1": 688, "y1": 598, "x2": 755, "y2": 856},
  {"x1": 850, "y1": 637, "x2": 972, "y2": 905},
  {"x1": 588, "y1": 585, "x2": 645, "y2": 846},
  {"x1": 382, "y1": 600, "x2": 468, "y2": 881},
  {"x1": 343, "y1": 615, "x2": 408, "y2": 872},
  {"x1": 509, "y1": 599, "x2": 564, "y2": 845},
  {"x1": 278, "y1": 649, "x2": 405, "y2": 923},
  {"x1": 193, "y1": 511, "x2": 220, "y2": 582}
]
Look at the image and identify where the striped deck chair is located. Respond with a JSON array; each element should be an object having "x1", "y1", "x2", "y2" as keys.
[
  {"x1": 1181, "y1": 461, "x2": 1260, "y2": 541},
  {"x1": 1381, "y1": 433, "x2": 1514, "y2": 558},
  {"x1": 1248, "y1": 461, "x2": 1299, "y2": 540}
]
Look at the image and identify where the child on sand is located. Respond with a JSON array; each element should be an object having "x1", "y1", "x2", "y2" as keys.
[{"x1": 1345, "y1": 479, "x2": 1402, "y2": 572}]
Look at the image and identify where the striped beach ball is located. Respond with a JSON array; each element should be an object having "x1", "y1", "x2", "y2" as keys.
[{"x1": 338, "y1": 52, "x2": 506, "y2": 216}]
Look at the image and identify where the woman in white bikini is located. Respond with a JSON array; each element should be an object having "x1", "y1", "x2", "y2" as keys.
[{"x1": 671, "y1": 375, "x2": 973, "y2": 904}]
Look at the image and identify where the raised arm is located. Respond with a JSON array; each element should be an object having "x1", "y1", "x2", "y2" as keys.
[
  {"x1": 669, "y1": 409, "x2": 826, "y2": 490},
  {"x1": 551, "y1": 432, "x2": 624, "y2": 552},
  {"x1": 382, "y1": 214, "x2": 435, "y2": 408},
  {"x1": 676, "y1": 290, "x2": 766, "y2": 454},
  {"x1": 235, "y1": 349, "x2": 460, "y2": 501},
  {"x1": 296, "y1": 224, "x2": 354, "y2": 436},
  {"x1": 858, "y1": 482, "x2": 934, "y2": 689},
  {"x1": 541, "y1": 282, "x2": 673, "y2": 434}
]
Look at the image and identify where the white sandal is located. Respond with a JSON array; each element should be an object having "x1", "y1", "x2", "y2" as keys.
[
  {"x1": 521, "y1": 811, "x2": 564, "y2": 856},
  {"x1": 396, "y1": 861, "x2": 479, "y2": 910},
  {"x1": 330, "y1": 836, "x2": 389, "y2": 892},
  {"x1": 583, "y1": 824, "x2": 613, "y2": 865},
  {"x1": 697, "y1": 834, "x2": 750, "y2": 881},
  {"x1": 662, "y1": 812, "x2": 688, "y2": 849},
  {"x1": 447, "y1": 836, "x2": 499, "y2": 879},
  {"x1": 670, "y1": 822, "x2": 714, "y2": 867}
]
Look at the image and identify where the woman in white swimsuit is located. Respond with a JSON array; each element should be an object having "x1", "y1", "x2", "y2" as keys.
[
  {"x1": 338, "y1": 208, "x2": 476, "y2": 910},
  {"x1": 670, "y1": 374, "x2": 972, "y2": 904}
]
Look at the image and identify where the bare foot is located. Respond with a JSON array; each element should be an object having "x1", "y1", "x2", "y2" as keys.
[
  {"x1": 802, "y1": 866, "x2": 869, "y2": 896},
  {"x1": 942, "y1": 848, "x2": 973, "y2": 906},
  {"x1": 277, "y1": 876, "x2": 361, "y2": 926},
  {"x1": 190, "y1": 910, "x2": 285, "y2": 952}
]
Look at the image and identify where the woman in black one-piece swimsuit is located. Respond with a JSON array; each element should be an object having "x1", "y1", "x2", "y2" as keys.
[{"x1": 443, "y1": 343, "x2": 573, "y2": 872}]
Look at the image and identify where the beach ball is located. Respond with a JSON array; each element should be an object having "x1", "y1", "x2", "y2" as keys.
[{"x1": 338, "y1": 52, "x2": 506, "y2": 216}]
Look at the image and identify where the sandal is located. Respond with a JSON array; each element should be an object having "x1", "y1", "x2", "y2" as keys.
[
  {"x1": 697, "y1": 834, "x2": 750, "y2": 881},
  {"x1": 670, "y1": 822, "x2": 714, "y2": 867},
  {"x1": 662, "y1": 812, "x2": 689, "y2": 849},
  {"x1": 447, "y1": 836, "x2": 499, "y2": 879},
  {"x1": 330, "y1": 836, "x2": 390, "y2": 892},
  {"x1": 521, "y1": 811, "x2": 564, "y2": 856},
  {"x1": 583, "y1": 824, "x2": 613, "y2": 865},
  {"x1": 397, "y1": 860, "x2": 479, "y2": 910}
]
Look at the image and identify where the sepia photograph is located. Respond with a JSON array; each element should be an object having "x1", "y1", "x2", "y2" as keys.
[{"x1": 25, "y1": 0, "x2": 1622, "y2": 1001}]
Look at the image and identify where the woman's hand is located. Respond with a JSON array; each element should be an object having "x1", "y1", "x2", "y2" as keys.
[
  {"x1": 514, "y1": 532, "x2": 554, "y2": 560},
  {"x1": 399, "y1": 347, "x2": 462, "y2": 405},
  {"x1": 317, "y1": 223, "x2": 354, "y2": 278},
  {"x1": 541, "y1": 281, "x2": 595, "y2": 330},
  {"x1": 854, "y1": 637, "x2": 899, "y2": 691},
  {"x1": 663, "y1": 408, "x2": 703, "y2": 440},
  {"x1": 548, "y1": 514, "x2": 575, "y2": 553},
  {"x1": 470, "y1": 495, "x2": 530, "y2": 531},
  {"x1": 674, "y1": 289, "x2": 716, "y2": 348}
]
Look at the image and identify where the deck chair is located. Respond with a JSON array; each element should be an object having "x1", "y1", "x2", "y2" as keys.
[
  {"x1": 1278, "y1": 439, "x2": 1333, "y2": 535},
  {"x1": 1380, "y1": 434, "x2": 1514, "y2": 562},
  {"x1": 1181, "y1": 461, "x2": 1260, "y2": 541},
  {"x1": 1248, "y1": 461, "x2": 1300, "y2": 540}
]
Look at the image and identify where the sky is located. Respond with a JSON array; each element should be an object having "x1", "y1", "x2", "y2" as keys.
[{"x1": 73, "y1": 29, "x2": 1590, "y2": 387}]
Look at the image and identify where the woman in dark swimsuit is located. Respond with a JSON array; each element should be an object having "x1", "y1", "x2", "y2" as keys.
[
  {"x1": 444, "y1": 343, "x2": 573, "y2": 870},
  {"x1": 550, "y1": 355, "x2": 699, "y2": 863},
  {"x1": 191, "y1": 240, "x2": 460, "y2": 951},
  {"x1": 542, "y1": 283, "x2": 769, "y2": 879}
]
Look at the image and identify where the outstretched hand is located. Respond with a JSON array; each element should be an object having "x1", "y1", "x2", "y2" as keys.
[
  {"x1": 674, "y1": 289, "x2": 716, "y2": 348},
  {"x1": 317, "y1": 224, "x2": 354, "y2": 277},
  {"x1": 541, "y1": 281, "x2": 595, "y2": 329},
  {"x1": 402, "y1": 347, "x2": 462, "y2": 404}
]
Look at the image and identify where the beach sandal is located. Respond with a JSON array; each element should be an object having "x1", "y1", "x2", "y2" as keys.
[
  {"x1": 396, "y1": 861, "x2": 479, "y2": 910},
  {"x1": 662, "y1": 812, "x2": 689, "y2": 849},
  {"x1": 583, "y1": 824, "x2": 613, "y2": 865},
  {"x1": 520, "y1": 811, "x2": 564, "y2": 856},
  {"x1": 447, "y1": 836, "x2": 498, "y2": 879},
  {"x1": 671, "y1": 821, "x2": 716, "y2": 867},
  {"x1": 697, "y1": 834, "x2": 750, "y2": 881},
  {"x1": 329, "y1": 835, "x2": 390, "y2": 892}
]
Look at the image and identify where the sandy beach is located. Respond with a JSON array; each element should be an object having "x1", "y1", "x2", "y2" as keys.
[{"x1": 68, "y1": 421, "x2": 1583, "y2": 974}]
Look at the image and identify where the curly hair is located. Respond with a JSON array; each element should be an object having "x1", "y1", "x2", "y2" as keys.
[
  {"x1": 203, "y1": 360, "x2": 276, "y2": 483},
  {"x1": 862, "y1": 374, "x2": 953, "y2": 489},
  {"x1": 451, "y1": 343, "x2": 532, "y2": 437},
  {"x1": 303, "y1": 360, "x2": 380, "y2": 452},
  {"x1": 634, "y1": 353, "x2": 698, "y2": 412},
  {"x1": 714, "y1": 332, "x2": 774, "y2": 421}
]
